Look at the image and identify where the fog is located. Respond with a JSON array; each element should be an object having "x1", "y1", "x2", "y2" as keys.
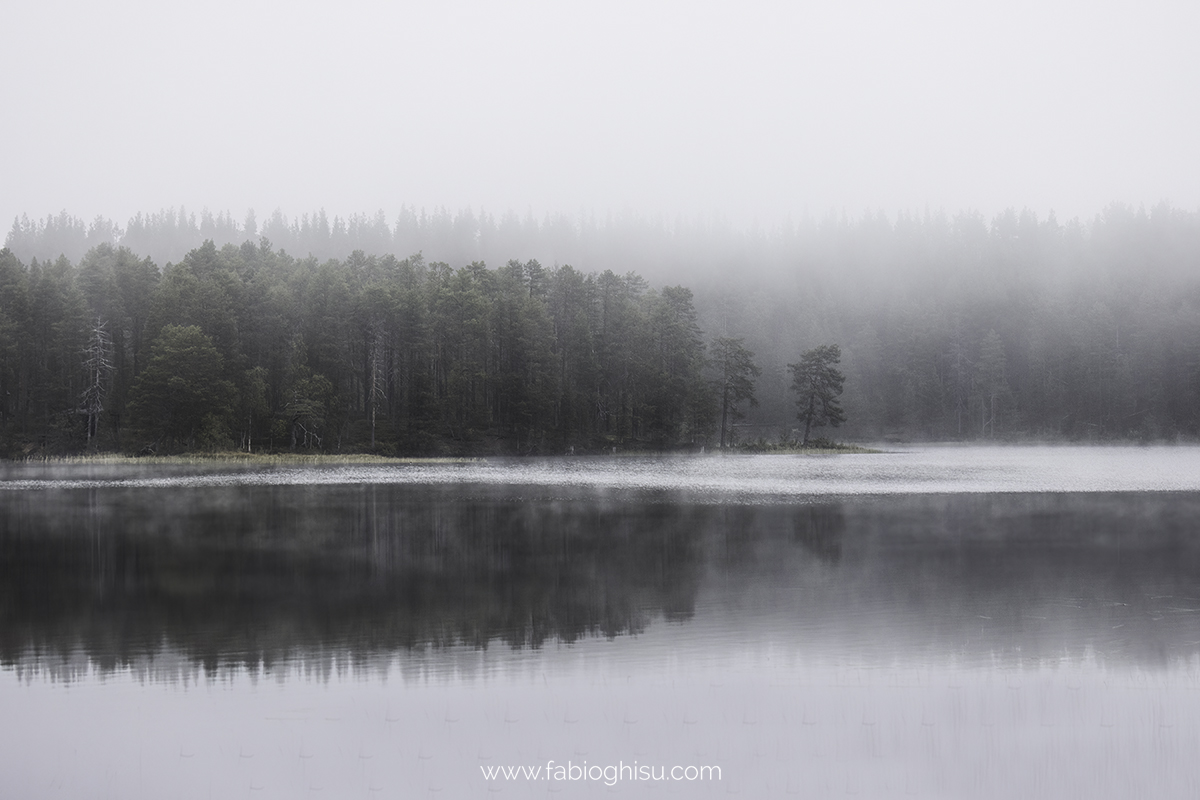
[
  {"x1": 4, "y1": 0, "x2": 1199, "y2": 231},
  {"x1": 5, "y1": 202, "x2": 1200, "y2": 451},
  {"x1": 5, "y1": 0, "x2": 1200, "y2": 454},
  {"x1": 7, "y1": 7, "x2": 1200, "y2": 794}
]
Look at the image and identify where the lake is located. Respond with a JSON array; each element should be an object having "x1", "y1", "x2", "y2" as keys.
[{"x1": 3, "y1": 446, "x2": 1200, "y2": 798}]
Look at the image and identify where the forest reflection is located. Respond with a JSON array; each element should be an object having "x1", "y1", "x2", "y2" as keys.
[
  {"x1": 4, "y1": 484, "x2": 1200, "y2": 680},
  {"x1": 1, "y1": 485, "x2": 730, "y2": 669}
]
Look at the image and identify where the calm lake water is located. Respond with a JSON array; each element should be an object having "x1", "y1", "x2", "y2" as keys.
[{"x1": 4, "y1": 446, "x2": 1200, "y2": 798}]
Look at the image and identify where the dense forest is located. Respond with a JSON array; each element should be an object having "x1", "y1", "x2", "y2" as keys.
[
  {"x1": 0, "y1": 239, "x2": 733, "y2": 456},
  {"x1": 3, "y1": 202, "x2": 1200, "y2": 456}
]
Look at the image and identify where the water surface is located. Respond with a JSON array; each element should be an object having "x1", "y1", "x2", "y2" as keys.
[{"x1": 4, "y1": 447, "x2": 1200, "y2": 798}]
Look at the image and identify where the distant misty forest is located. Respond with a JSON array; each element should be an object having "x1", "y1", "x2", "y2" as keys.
[{"x1": 2, "y1": 203, "x2": 1199, "y2": 456}]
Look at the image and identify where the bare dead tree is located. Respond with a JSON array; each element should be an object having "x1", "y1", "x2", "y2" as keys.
[
  {"x1": 80, "y1": 318, "x2": 114, "y2": 449},
  {"x1": 369, "y1": 326, "x2": 387, "y2": 449}
]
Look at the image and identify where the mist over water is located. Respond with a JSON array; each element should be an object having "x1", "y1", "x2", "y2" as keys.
[
  {"x1": 9, "y1": 3, "x2": 1200, "y2": 796},
  {"x1": 7, "y1": 1, "x2": 1200, "y2": 793},
  {"x1": 4, "y1": 446, "x2": 1198, "y2": 495},
  {"x1": 4, "y1": 448, "x2": 1200, "y2": 797}
]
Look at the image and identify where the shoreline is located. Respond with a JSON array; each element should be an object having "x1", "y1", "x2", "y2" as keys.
[{"x1": 2, "y1": 445, "x2": 881, "y2": 465}]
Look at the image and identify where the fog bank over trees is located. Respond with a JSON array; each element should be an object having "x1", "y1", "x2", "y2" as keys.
[
  {"x1": 3, "y1": 202, "x2": 1200, "y2": 455},
  {"x1": 10, "y1": 203, "x2": 1200, "y2": 288},
  {"x1": 9, "y1": 206, "x2": 866, "y2": 285}
]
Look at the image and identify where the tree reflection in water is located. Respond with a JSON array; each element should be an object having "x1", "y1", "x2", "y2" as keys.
[{"x1": 3, "y1": 484, "x2": 1200, "y2": 679}]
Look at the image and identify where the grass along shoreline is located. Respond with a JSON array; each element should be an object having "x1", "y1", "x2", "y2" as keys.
[
  {"x1": 7, "y1": 443, "x2": 880, "y2": 465},
  {"x1": 737, "y1": 437, "x2": 882, "y2": 455}
]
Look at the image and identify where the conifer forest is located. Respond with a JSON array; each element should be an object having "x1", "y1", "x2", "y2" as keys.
[{"x1": 2, "y1": 203, "x2": 1199, "y2": 456}]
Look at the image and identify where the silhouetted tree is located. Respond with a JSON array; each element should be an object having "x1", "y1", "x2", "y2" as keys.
[
  {"x1": 789, "y1": 344, "x2": 846, "y2": 445},
  {"x1": 710, "y1": 336, "x2": 760, "y2": 448}
]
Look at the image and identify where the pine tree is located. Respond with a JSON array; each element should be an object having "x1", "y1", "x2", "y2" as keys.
[
  {"x1": 710, "y1": 337, "x2": 760, "y2": 448},
  {"x1": 789, "y1": 345, "x2": 846, "y2": 446}
]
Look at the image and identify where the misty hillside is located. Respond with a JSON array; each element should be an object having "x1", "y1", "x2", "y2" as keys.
[{"x1": 2, "y1": 203, "x2": 1199, "y2": 455}]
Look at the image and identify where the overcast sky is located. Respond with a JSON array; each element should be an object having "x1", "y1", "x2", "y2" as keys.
[{"x1": 4, "y1": 0, "x2": 1198, "y2": 231}]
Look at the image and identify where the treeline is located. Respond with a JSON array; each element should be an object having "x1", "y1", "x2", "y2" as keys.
[
  {"x1": 707, "y1": 204, "x2": 1200, "y2": 442},
  {"x1": 4, "y1": 201, "x2": 1200, "y2": 453},
  {"x1": 0, "y1": 242, "x2": 722, "y2": 455},
  {"x1": 5, "y1": 207, "x2": 739, "y2": 281}
]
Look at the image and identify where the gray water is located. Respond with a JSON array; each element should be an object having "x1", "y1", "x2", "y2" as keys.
[{"x1": 3, "y1": 446, "x2": 1200, "y2": 798}]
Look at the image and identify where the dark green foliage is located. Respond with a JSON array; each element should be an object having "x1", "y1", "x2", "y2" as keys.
[
  {"x1": 0, "y1": 239, "x2": 732, "y2": 454},
  {"x1": 126, "y1": 325, "x2": 236, "y2": 450},
  {"x1": 711, "y1": 337, "x2": 760, "y2": 448},
  {"x1": 74, "y1": 244, "x2": 159, "y2": 446},
  {"x1": 647, "y1": 286, "x2": 711, "y2": 444},
  {"x1": 789, "y1": 345, "x2": 846, "y2": 446},
  {"x1": 9, "y1": 201, "x2": 1200, "y2": 453},
  {"x1": 0, "y1": 249, "x2": 29, "y2": 454},
  {"x1": 25, "y1": 256, "x2": 89, "y2": 451}
]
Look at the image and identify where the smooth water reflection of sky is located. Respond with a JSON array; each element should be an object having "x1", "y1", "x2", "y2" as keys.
[{"x1": 5, "y1": 447, "x2": 1200, "y2": 798}]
